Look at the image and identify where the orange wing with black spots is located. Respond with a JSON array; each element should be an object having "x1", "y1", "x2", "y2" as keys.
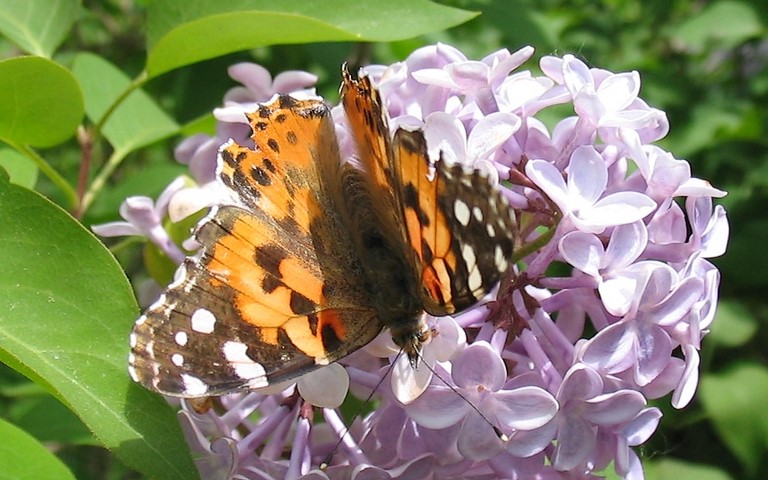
[{"x1": 129, "y1": 96, "x2": 382, "y2": 397}]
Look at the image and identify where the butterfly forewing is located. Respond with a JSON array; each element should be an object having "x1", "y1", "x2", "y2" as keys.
[{"x1": 129, "y1": 95, "x2": 383, "y2": 397}]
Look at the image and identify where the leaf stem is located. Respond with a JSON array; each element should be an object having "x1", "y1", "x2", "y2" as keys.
[
  {"x1": 74, "y1": 126, "x2": 92, "y2": 219},
  {"x1": 94, "y1": 70, "x2": 149, "y2": 135},
  {"x1": 13, "y1": 142, "x2": 78, "y2": 208}
]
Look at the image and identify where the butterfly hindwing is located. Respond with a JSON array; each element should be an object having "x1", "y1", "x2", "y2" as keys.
[
  {"x1": 392, "y1": 129, "x2": 515, "y2": 314},
  {"x1": 129, "y1": 95, "x2": 383, "y2": 397}
]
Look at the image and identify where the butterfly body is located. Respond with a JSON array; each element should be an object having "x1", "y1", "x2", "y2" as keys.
[{"x1": 128, "y1": 68, "x2": 515, "y2": 397}]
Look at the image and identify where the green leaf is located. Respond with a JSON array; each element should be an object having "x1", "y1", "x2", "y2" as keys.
[
  {"x1": 0, "y1": 56, "x2": 83, "y2": 147},
  {"x1": 9, "y1": 394, "x2": 97, "y2": 446},
  {"x1": 0, "y1": 0, "x2": 80, "y2": 57},
  {"x1": 699, "y1": 364, "x2": 768, "y2": 474},
  {"x1": 0, "y1": 417, "x2": 75, "y2": 480},
  {"x1": 145, "y1": 0, "x2": 478, "y2": 77},
  {"x1": 0, "y1": 147, "x2": 38, "y2": 188},
  {"x1": 0, "y1": 175, "x2": 197, "y2": 480},
  {"x1": 668, "y1": 1, "x2": 763, "y2": 54},
  {"x1": 708, "y1": 300, "x2": 758, "y2": 347},
  {"x1": 646, "y1": 458, "x2": 733, "y2": 480},
  {"x1": 71, "y1": 52, "x2": 180, "y2": 155}
]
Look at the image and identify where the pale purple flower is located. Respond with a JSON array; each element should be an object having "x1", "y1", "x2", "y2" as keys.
[
  {"x1": 559, "y1": 221, "x2": 649, "y2": 316},
  {"x1": 549, "y1": 364, "x2": 646, "y2": 471},
  {"x1": 225, "y1": 63, "x2": 318, "y2": 104},
  {"x1": 526, "y1": 145, "x2": 657, "y2": 234},
  {"x1": 580, "y1": 262, "x2": 705, "y2": 386},
  {"x1": 114, "y1": 42, "x2": 729, "y2": 480},
  {"x1": 424, "y1": 111, "x2": 520, "y2": 181},
  {"x1": 92, "y1": 176, "x2": 186, "y2": 263},
  {"x1": 405, "y1": 342, "x2": 558, "y2": 461}
]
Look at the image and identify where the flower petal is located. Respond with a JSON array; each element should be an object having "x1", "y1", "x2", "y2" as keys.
[
  {"x1": 552, "y1": 415, "x2": 596, "y2": 471},
  {"x1": 452, "y1": 342, "x2": 506, "y2": 391},
  {"x1": 456, "y1": 412, "x2": 504, "y2": 460},
  {"x1": 297, "y1": 363, "x2": 349, "y2": 408},
  {"x1": 492, "y1": 386, "x2": 559, "y2": 430}
]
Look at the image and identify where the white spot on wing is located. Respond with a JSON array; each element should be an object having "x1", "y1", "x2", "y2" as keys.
[
  {"x1": 468, "y1": 267, "x2": 483, "y2": 294},
  {"x1": 191, "y1": 309, "x2": 216, "y2": 334},
  {"x1": 472, "y1": 206, "x2": 483, "y2": 221},
  {"x1": 167, "y1": 265, "x2": 188, "y2": 289},
  {"x1": 129, "y1": 332, "x2": 137, "y2": 348},
  {"x1": 495, "y1": 245, "x2": 509, "y2": 271},
  {"x1": 454, "y1": 199, "x2": 471, "y2": 226},
  {"x1": 175, "y1": 331, "x2": 188, "y2": 346},
  {"x1": 171, "y1": 353, "x2": 184, "y2": 367},
  {"x1": 486, "y1": 223, "x2": 496, "y2": 237},
  {"x1": 462, "y1": 244, "x2": 483, "y2": 294},
  {"x1": 461, "y1": 244, "x2": 477, "y2": 271},
  {"x1": 128, "y1": 364, "x2": 139, "y2": 382},
  {"x1": 181, "y1": 374, "x2": 208, "y2": 396},
  {"x1": 182, "y1": 278, "x2": 196, "y2": 293},
  {"x1": 223, "y1": 341, "x2": 268, "y2": 387}
]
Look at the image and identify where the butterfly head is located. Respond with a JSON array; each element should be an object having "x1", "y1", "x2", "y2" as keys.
[{"x1": 388, "y1": 317, "x2": 431, "y2": 368}]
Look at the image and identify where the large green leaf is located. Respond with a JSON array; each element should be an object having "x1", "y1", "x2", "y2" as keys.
[
  {"x1": 0, "y1": 174, "x2": 197, "y2": 480},
  {"x1": 668, "y1": 1, "x2": 762, "y2": 54},
  {"x1": 0, "y1": 417, "x2": 76, "y2": 480},
  {"x1": 708, "y1": 299, "x2": 757, "y2": 347},
  {"x1": 145, "y1": 0, "x2": 478, "y2": 77},
  {"x1": 0, "y1": 0, "x2": 80, "y2": 57},
  {"x1": 9, "y1": 394, "x2": 97, "y2": 446},
  {"x1": 0, "y1": 56, "x2": 83, "y2": 147},
  {"x1": 699, "y1": 364, "x2": 768, "y2": 475},
  {"x1": 0, "y1": 148, "x2": 38, "y2": 188},
  {"x1": 71, "y1": 52, "x2": 180, "y2": 155},
  {"x1": 646, "y1": 458, "x2": 733, "y2": 480}
]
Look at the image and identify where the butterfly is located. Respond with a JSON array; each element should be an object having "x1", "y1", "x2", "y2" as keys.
[{"x1": 128, "y1": 66, "x2": 515, "y2": 397}]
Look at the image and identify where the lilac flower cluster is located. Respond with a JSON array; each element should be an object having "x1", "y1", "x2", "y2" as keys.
[{"x1": 95, "y1": 45, "x2": 728, "y2": 479}]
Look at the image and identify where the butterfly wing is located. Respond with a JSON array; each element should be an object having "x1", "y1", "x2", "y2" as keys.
[
  {"x1": 129, "y1": 96, "x2": 382, "y2": 397},
  {"x1": 392, "y1": 130, "x2": 515, "y2": 315},
  {"x1": 341, "y1": 70, "x2": 515, "y2": 317}
]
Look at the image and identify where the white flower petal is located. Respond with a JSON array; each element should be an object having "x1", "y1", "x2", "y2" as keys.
[
  {"x1": 297, "y1": 364, "x2": 349, "y2": 408},
  {"x1": 466, "y1": 112, "x2": 520, "y2": 160},
  {"x1": 391, "y1": 352, "x2": 433, "y2": 405}
]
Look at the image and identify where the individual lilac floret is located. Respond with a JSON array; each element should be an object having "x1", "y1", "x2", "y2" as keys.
[
  {"x1": 549, "y1": 364, "x2": 646, "y2": 471},
  {"x1": 363, "y1": 315, "x2": 466, "y2": 404},
  {"x1": 92, "y1": 176, "x2": 186, "y2": 264},
  {"x1": 405, "y1": 342, "x2": 558, "y2": 461},
  {"x1": 112, "y1": 42, "x2": 729, "y2": 480},
  {"x1": 526, "y1": 146, "x2": 657, "y2": 235}
]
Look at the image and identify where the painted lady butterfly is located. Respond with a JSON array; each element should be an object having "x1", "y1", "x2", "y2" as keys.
[{"x1": 128, "y1": 67, "x2": 515, "y2": 397}]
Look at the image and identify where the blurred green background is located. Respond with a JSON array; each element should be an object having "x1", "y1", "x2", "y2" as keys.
[{"x1": 0, "y1": 0, "x2": 765, "y2": 479}]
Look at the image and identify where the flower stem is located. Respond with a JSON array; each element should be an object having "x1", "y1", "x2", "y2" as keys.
[{"x1": 79, "y1": 70, "x2": 149, "y2": 216}]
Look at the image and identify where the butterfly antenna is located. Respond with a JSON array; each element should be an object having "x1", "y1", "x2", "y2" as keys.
[
  {"x1": 417, "y1": 350, "x2": 509, "y2": 443},
  {"x1": 319, "y1": 355, "x2": 401, "y2": 470}
]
